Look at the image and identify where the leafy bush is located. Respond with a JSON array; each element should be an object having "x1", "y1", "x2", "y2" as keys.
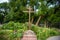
[
  {"x1": 0, "y1": 21, "x2": 28, "y2": 40},
  {"x1": 2, "y1": 21, "x2": 27, "y2": 30},
  {"x1": 31, "y1": 25, "x2": 60, "y2": 40},
  {"x1": 0, "y1": 21, "x2": 60, "y2": 40},
  {"x1": 0, "y1": 30, "x2": 13, "y2": 40}
]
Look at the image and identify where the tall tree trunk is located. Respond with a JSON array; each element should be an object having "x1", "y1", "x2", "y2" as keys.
[
  {"x1": 16, "y1": 38, "x2": 20, "y2": 40},
  {"x1": 46, "y1": 21, "x2": 48, "y2": 27},
  {"x1": 44, "y1": 20, "x2": 48, "y2": 27},
  {"x1": 44, "y1": 20, "x2": 46, "y2": 27},
  {"x1": 35, "y1": 16, "x2": 41, "y2": 26},
  {"x1": 31, "y1": 17, "x2": 34, "y2": 24}
]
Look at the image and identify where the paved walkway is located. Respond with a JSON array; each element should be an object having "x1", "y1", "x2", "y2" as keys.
[{"x1": 47, "y1": 36, "x2": 60, "y2": 40}]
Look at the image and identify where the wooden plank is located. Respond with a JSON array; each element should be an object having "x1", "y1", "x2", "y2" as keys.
[{"x1": 23, "y1": 11, "x2": 34, "y2": 13}]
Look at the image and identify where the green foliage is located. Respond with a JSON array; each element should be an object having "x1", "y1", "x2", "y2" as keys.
[
  {"x1": 3, "y1": 0, "x2": 29, "y2": 23},
  {"x1": 47, "y1": 6, "x2": 60, "y2": 27},
  {"x1": 0, "y1": 22, "x2": 60, "y2": 40},
  {"x1": 35, "y1": 1, "x2": 48, "y2": 16},
  {"x1": 0, "y1": 0, "x2": 60, "y2": 39},
  {"x1": 31, "y1": 25, "x2": 60, "y2": 40},
  {"x1": 0, "y1": 21, "x2": 28, "y2": 40},
  {"x1": 0, "y1": 0, "x2": 60, "y2": 28},
  {"x1": 0, "y1": 2, "x2": 9, "y2": 23},
  {"x1": 0, "y1": 14, "x2": 4, "y2": 23},
  {"x1": 4, "y1": 12, "x2": 29, "y2": 23},
  {"x1": 0, "y1": 30, "x2": 13, "y2": 40},
  {"x1": 2, "y1": 21, "x2": 28, "y2": 30}
]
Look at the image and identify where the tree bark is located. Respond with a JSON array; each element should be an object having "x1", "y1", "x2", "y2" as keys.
[
  {"x1": 16, "y1": 38, "x2": 20, "y2": 40},
  {"x1": 35, "y1": 16, "x2": 41, "y2": 26},
  {"x1": 44, "y1": 20, "x2": 46, "y2": 27},
  {"x1": 44, "y1": 20, "x2": 48, "y2": 27},
  {"x1": 31, "y1": 17, "x2": 34, "y2": 24}
]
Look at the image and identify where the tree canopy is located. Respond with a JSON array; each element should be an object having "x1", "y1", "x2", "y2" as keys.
[{"x1": 0, "y1": 0, "x2": 60, "y2": 28}]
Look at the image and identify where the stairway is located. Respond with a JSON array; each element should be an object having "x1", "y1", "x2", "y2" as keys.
[{"x1": 21, "y1": 30, "x2": 37, "y2": 40}]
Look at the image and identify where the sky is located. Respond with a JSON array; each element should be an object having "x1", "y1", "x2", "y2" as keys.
[
  {"x1": 0, "y1": 0, "x2": 55, "y2": 9},
  {"x1": 0, "y1": 0, "x2": 9, "y2": 3}
]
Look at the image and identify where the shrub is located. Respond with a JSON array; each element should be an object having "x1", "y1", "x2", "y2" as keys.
[
  {"x1": 31, "y1": 25, "x2": 60, "y2": 40},
  {"x1": 0, "y1": 21, "x2": 60, "y2": 40},
  {"x1": 0, "y1": 21, "x2": 28, "y2": 40}
]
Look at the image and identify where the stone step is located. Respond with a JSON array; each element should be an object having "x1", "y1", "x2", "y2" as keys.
[{"x1": 21, "y1": 30, "x2": 37, "y2": 40}]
